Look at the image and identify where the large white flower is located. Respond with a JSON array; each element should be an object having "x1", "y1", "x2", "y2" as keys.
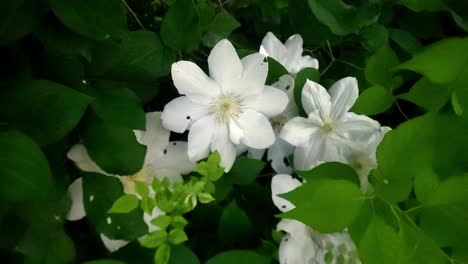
[
  {"x1": 260, "y1": 32, "x2": 319, "y2": 75},
  {"x1": 66, "y1": 112, "x2": 194, "y2": 252},
  {"x1": 280, "y1": 77, "x2": 381, "y2": 171},
  {"x1": 271, "y1": 174, "x2": 360, "y2": 264},
  {"x1": 161, "y1": 39, "x2": 288, "y2": 172}
]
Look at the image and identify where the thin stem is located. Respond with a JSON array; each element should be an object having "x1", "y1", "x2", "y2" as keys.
[
  {"x1": 121, "y1": 0, "x2": 146, "y2": 30},
  {"x1": 394, "y1": 98, "x2": 410, "y2": 121},
  {"x1": 335, "y1": 59, "x2": 364, "y2": 70},
  {"x1": 321, "y1": 60, "x2": 334, "y2": 76},
  {"x1": 217, "y1": 0, "x2": 225, "y2": 10}
]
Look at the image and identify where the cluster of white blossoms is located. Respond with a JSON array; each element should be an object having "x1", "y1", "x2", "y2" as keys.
[{"x1": 66, "y1": 32, "x2": 390, "y2": 261}]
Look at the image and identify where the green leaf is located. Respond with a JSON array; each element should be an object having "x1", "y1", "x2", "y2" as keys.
[
  {"x1": 364, "y1": 45, "x2": 399, "y2": 89},
  {"x1": 0, "y1": 131, "x2": 53, "y2": 202},
  {"x1": 307, "y1": 0, "x2": 379, "y2": 35},
  {"x1": 168, "y1": 229, "x2": 188, "y2": 245},
  {"x1": 89, "y1": 83, "x2": 145, "y2": 130},
  {"x1": 141, "y1": 196, "x2": 156, "y2": 214},
  {"x1": 82, "y1": 122, "x2": 146, "y2": 175},
  {"x1": 360, "y1": 23, "x2": 389, "y2": 52},
  {"x1": 168, "y1": 245, "x2": 200, "y2": 264},
  {"x1": 352, "y1": 85, "x2": 393, "y2": 115},
  {"x1": 389, "y1": 28, "x2": 423, "y2": 55},
  {"x1": 281, "y1": 177, "x2": 362, "y2": 233},
  {"x1": 203, "y1": 151, "x2": 224, "y2": 181},
  {"x1": 0, "y1": 80, "x2": 92, "y2": 145},
  {"x1": 198, "y1": 193, "x2": 215, "y2": 204},
  {"x1": 161, "y1": 0, "x2": 202, "y2": 51},
  {"x1": 396, "y1": 37, "x2": 468, "y2": 84},
  {"x1": 83, "y1": 260, "x2": 125, "y2": 264},
  {"x1": 298, "y1": 162, "x2": 361, "y2": 186},
  {"x1": 155, "y1": 243, "x2": 171, "y2": 264},
  {"x1": 151, "y1": 215, "x2": 172, "y2": 229},
  {"x1": 202, "y1": 11, "x2": 240, "y2": 47},
  {"x1": 294, "y1": 68, "x2": 320, "y2": 116},
  {"x1": 172, "y1": 216, "x2": 189, "y2": 229},
  {"x1": 205, "y1": 250, "x2": 270, "y2": 264},
  {"x1": 0, "y1": 0, "x2": 48, "y2": 45},
  {"x1": 49, "y1": 0, "x2": 127, "y2": 40},
  {"x1": 398, "y1": 0, "x2": 445, "y2": 12},
  {"x1": 82, "y1": 173, "x2": 147, "y2": 240},
  {"x1": 218, "y1": 202, "x2": 253, "y2": 247},
  {"x1": 140, "y1": 230, "x2": 167, "y2": 248},
  {"x1": 228, "y1": 156, "x2": 266, "y2": 185},
  {"x1": 135, "y1": 181, "x2": 150, "y2": 198},
  {"x1": 398, "y1": 77, "x2": 451, "y2": 111},
  {"x1": 108, "y1": 194, "x2": 139, "y2": 214},
  {"x1": 266, "y1": 57, "x2": 288, "y2": 85},
  {"x1": 90, "y1": 31, "x2": 170, "y2": 82}
]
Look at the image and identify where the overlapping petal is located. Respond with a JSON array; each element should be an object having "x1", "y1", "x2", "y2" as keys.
[
  {"x1": 271, "y1": 174, "x2": 301, "y2": 212},
  {"x1": 161, "y1": 96, "x2": 210, "y2": 133},
  {"x1": 236, "y1": 109, "x2": 276, "y2": 149},
  {"x1": 280, "y1": 117, "x2": 320, "y2": 147},
  {"x1": 301, "y1": 80, "x2": 331, "y2": 118},
  {"x1": 208, "y1": 39, "x2": 242, "y2": 88},
  {"x1": 328, "y1": 77, "x2": 359, "y2": 120},
  {"x1": 243, "y1": 86, "x2": 289, "y2": 117}
]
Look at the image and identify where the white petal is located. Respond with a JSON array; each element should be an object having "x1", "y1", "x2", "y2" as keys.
[
  {"x1": 134, "y1": 112, "x2": 170, "y2": 164},
  {"x1": 229, "y1": 119, "x2": 244, "y2": 145},
  {"x1": 100, "y1": 234, "x2": 129, "y2": 253},
  {"x1": 338, "y1": 112, "x2": 381, "y2": 141},
  {"x1": 171, "y1": 61, "x2": 220, "y2": 104},
  {"x1": 236, "y1": 109, "x2": 275, "y2": 149},
  {"x1": 272, "y1": 74, "x2": 295, "y2": 94},
  {"x1": 211, "y1": 124, "x2": 237, "y2": 172},
  {"x1": 271, "y1": 174, "x2": 301, "y2": 212},
  {"x1": 243, "y1": 86, "x2": 289, "y2": 118},
  {"x1": 293, "y1": 136, "x2": 346, "y2": 171},
  {"x1": 267, "y1": 138, "x2": 294, "y2": 174},
  {"x1": 67, "y1": 177, "x2": 86, "y2": 221},
  {"x1": 248, "y1": 147, "x2": 266, "y2": 160},
  {"x1": 301, "y1": 80, "x2": 331, "y2": 119},
  {"x1": 143, "y1": 206, "x2": 164, "y2": 232},
  {"x1": 223, "y1": 53, "x2": 268, "y2": 96},
  {"x1": 67, "y1": 144, "x2": 109, "y2": 175},
  {"x1": 280, "y1": 117, "x2": 320, "y2": 147},
  {"x1": 289, "y1": 55, "x2": 319, "y2": 74},
  {"x1": 293, "y1": 143, "x2": 324, "y2": 171},
  {"x1": 277, "y1": 219, "x2": 310, "y2": 237},
  {"x1": 260, "y1": 32, "x2": 287, "y2": 60},
  {"x1": 208, "y1": 39, "x2": 242, "y2": 88},
  {"x1": 161, "y1": 96, "x2": 210, "y2": 133},
  {"x1": 329, "y1": 77, "x2": 359, "y2": 120},
  {"x1": 278, "y1": 232, "x2": 319, "y2": 264},
  {"x1": 188, "y1": 115, "x2": 216, "y2": 162},
  {"x1": 151, "y1": 141, "x2": 195, "y2": 182},
  {"x1": 282, "y1": 34, "x2": 304, "y2": 72}
]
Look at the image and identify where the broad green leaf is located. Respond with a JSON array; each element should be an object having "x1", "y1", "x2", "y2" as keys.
[
  {"x1": 202, "y1": 11, "x2": 240, "y2": 47},
  {"x1": 294, "y1": 68, "x2": 320, "y2": 116},
  {"x1": 307, "y1": 0, "x2": 379, "y2": 35},
  {"x1": 281, "y1": 177, "x2": 363, "y2": 233},
  {"x1": 108, "y1": 194, "x2": 139, "y2": 214},
  {"x1": 352, "y1": 85, "x2": 393, "y2": 115},
  {"x1": 360, "y1": 23, "x2": 389, "y2": 52},
  {"x1": 398, "y1": 0, "x2": 445, "y2": 12},
  {"x1": 196, "y1": 0, "x2": 216, "y2": 30},
  {"x1": 155, "y1": 243, "x2": 171, "y2": 264},
  {"x1": 168, "y1": 245, "x2": 200, "y2": 264},
  {"x1": 398, "y1": 77, "x2": 451, "y2": 111},
  {"x1": 396, "y1": 37, "x2": 468, "y2": 84},
  {"x1": 89, "y1": 83, "x2": 146, "y2": 130},
  {"x1": 82, "y1": 122, "x2": 146, "y2": 175},
  {"x1": 0, "y1": 131, "x2": 53, "y2": 201},
  {"x1": 0, "y1": 80, "x2": 92, "y2": 145},
  {"x1": 364, "y1": 45, "x2": 399, "y2": 89},
  {"x1": 205, "y1": 250, "x2": 270, "y2": 264},
  {"x1": 0, "y1": 0, "x2": 48, "y2": 44},
  {"x1": 90, "y1": 31, "x2": 170, "y2": 82},
  {"x1": 82, "y1": 173, "x2": 147, "y2": 240},
  {"x1": 228, "y1": 156, "x2": 266, "y2": 185},
  {"x1": 168, "y1": 229, "x2": 188, "y2": 245},
  {"x1": 266, "y1": 57, "x2": 288, "y2": 85},
  {"x1": 389, "y1": 28, "x2": 423, "y2": 55},
  {"x1": 298, "y1": 162, "x2": 361, "y2": 186},
  {"x1": 161, "y1": 0, "x2": 202, "y2": 51},
  {"x1": 151, "y1": 215, "x2": 172, "y2": 229},
  {"x1": 451, "y1": 91, "x2": 463, "y2": 116},
  {"x1": 50, "y1": 0, "x2": 126, "y2": 40},
  {"x1": 35, "y1": 21, "x2": 91, "y2": 57},
  {"x1": 218, "y1": 202, "x2": 253, "y2": 247},
  {"x1": 36, "y1": 53, "x2": 85, "y2": 88}
]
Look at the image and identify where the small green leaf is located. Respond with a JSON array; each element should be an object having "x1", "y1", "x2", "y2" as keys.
[
  {"x1": 141, "y1": 230, "x2": 167, "y2": 248},
  {"x1": 151, "y1": 215, "x2": 172, "y2": 229},
  {"x1": 172, "y1": 216, "x2": 189, "y2": 229},
  {"x1": 198, "y1": 193, "x2": 215, "y2": 204},
  {"x1": 135, "y1": 181, "x2": 150, "y2": 198},
  {"x1": 168, "y1": 229, "x2": 188, "y2": 245},
  {"x1": 364, "y1": 45, "x2": 399, "y2": 89},
  {"x1": 266, "y1": 57, "x2": 288, "y2": 85},
  {"x1": 229, "y1": 156, "x2": 266, "y2": 185},
  {"x1": 108, "y1": 194, "x2": 139, "y2": 214},
  {"x1": 141, "y1": 196, "x2": 156, "y2": 214},
  {"x1": 352, "y1": 85, "x2": 393, "y2": 115},
  {"x1": 169, "y1": 245, "x2": 200, "y2": 264},
  {"x1": 206, "y1": 151, "x2": 224, "y2": 181},
  {"x1": 218, "y1": 202, "x2": 253, "y2": 246},
  {"x1": 202, "y1": 11, "x2": 240, "y2": 47},
  {"x1": 294, "y1": 68, "x2": 320, "y2": 116},
  {"x1": 155, "y1": 243, "x2": 171, "y2": 264},
  {"x1": 360, "y1": 23, "x2": 389, "y2": 52}
]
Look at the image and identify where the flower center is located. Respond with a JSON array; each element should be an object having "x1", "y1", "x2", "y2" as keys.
[
  {"x1": 213, "y1": 94, "x2": 242, "y2": 124},
  {"x1": 321, "y1": 123, "x2": 334, "y2": 134},
  {"x1": 271, "y1": 115, "x2": 288, "y2": 134}
]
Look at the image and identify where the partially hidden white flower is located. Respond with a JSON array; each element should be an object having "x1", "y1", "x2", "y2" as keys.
[
  {"x1": 280, "y1": 77, "x2": 381, "y2": 171},
  {"x1": 260, "y1": 32, "x2": 319, "y2": 75},
  {"x1": 161, "y1": 39, "x2": 288, "y2": 172},
  {"x1": 271, "y1": 174, "x2": 361, "y2": 264},
  {"x1": 66, "y1": 112, "x2": 194, "y2": 252}
]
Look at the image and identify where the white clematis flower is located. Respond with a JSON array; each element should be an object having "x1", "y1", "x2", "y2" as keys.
[
  {"x1": 280, "y1": 77, "x2": 381, "y2": 171},
  {"x1": 66, "y1": 112, "x2": 194, "y2": 252},
  {"x1": 260, "y1": 32, "x2": 319, "y2": 75},
  {"x1": 271, "y1": 174, "x2": 361, "y2": 264},
  {"x1": 162, "y1": 39, "x2": 288, "y2": 172}
]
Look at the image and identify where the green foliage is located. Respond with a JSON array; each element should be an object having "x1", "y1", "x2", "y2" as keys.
[
  {"x1": 294, "y1": 67, "x2": 320, "y2": 116},
  {"x1": 352, "y1": 85, "x2": 393, "y2": 115},
  {"x1": 108, "y1": 194, "x2": 140, "y2": 214},
  {"x1": 218, "y1": 201, "x2": 253, "y2": 247},
  {"x1": 205, "y1": 250, "x2": 271, "y2": 264}
]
